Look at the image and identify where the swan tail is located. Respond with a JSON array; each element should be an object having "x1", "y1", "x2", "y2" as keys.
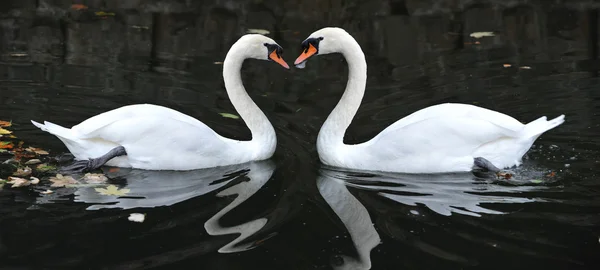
[
  {"x1": 31, "y1": 120, "x2": 78, "y2": 141},
  {"x1": 520, "y1": 115, "x2": 565, "y2": 140}
]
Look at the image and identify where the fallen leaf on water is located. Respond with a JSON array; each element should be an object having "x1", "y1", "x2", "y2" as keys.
[
  {"x1": 40, "y1": 189, "x2": 53, "y2": 195},
  {"x1": 0, "y1": 128, "x2": 11, "y2": 135},
  {"x1": 0, "y1": 141, "x2": 14, "y2": 149},
  {"x1": 95, "y1": 185, "x2": 130, "y2": 196},
  {"x1": 95, "y1": 11, "x2": 116, "y2": 17},
  {"x1": 529, "y1": 179, "x2": 543, "y2": 184},
  {"x1": 128, "y1": 213, "x2": 146, "y2": 223},
  {"x1": 30, "y1": 177, "x2": 40, "y2": 185},
  {"x1": 37, "y1": 163, "x2": 57, "y2": 172},
  {"x1": 9, "y1": 53, "x2": 28, "y2": 57},
  {"x1": 219, "y1": 113, "x2": 239, "y2": 119},
  {"x1": 0, "y1": 120, "x2": 11, "y2": 127},
  {"x1": 469, "y1": 31, "x2": 495, "y2": 39},
  {"x1": 546, "y1": 171, "x2": 556, "y2": 177},
  {"x1": 7, "y1": 177, "x2": 30, "y2": 188},
  {"x1": 83, "y1": 173, "x2": 108, "y2": 183},
  {"x1": 26, "y1": 147, "x2": 49, "y2": 155},
  {"x1": 24, "y1": 159, "x2": 42, "y2": 165},
  {"x1": 503, "y1": 64, "x2": 512, "y2": 68},
  {"x1": 49, "y1": 174, "x2": 78, "y2": 187},
  {"x1": 519, "y1": 66, "x2": 531, "y2": 69},
  {"x1": 71, "y1": 4, "x2": 88, "y2": 10},
  {"x1": 13, "y1": 166, "x2": 32, "y2": 177},
  {"x1": 213, "y1": 61, "x2": 223, "y2": 65},
  {"x1": 246, "y1": 28, "x2": 270, "y2": 35},
  {"x1": 497, "y1": 172, "x2": 513, "y2": 180}
]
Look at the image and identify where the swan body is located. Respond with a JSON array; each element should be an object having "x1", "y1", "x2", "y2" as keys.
[
  {"x1": 295, "y1": 27, "x2": 565, "y2": 174},
  {"x1": 32, "y1": 34, "x2": 290, "y2": 171}
]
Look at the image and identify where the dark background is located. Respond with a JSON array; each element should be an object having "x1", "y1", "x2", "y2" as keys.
[{"x1": 1, "y1": 0, "x2": 599, "y2": 269}]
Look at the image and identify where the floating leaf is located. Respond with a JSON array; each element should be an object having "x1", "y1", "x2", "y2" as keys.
[
  {"x1": 95, "y1": 11, "x2": 116, "y2": 16},
  {"x1": 24, "y1": 159, "x2": 42, "y2": 165},
  {"x1": 519, "y1": 66, "x2": 531, "y2": 70},
  {"x1": 0, "y1": 128, "x2": 11, "y2": 135},
  {"x1": 29, "y1": 177, "x2": 40, "y2": 185},
  {"x1": 26, "y1": 147, "x2": 49, "y2": 155},
  {"x1": 36, "y1": 163, "x2": 57, "y2": 173},
  {"x1": 49, "y1": 174, "x2": 78, "y2": 187},
  {"x1": 219, "y1": 113, "x2": 240, "y2": 119},
  {"x1": 0, "y1": 120, "x2": 11, "y2": 127},
  {"x1": 7, "y1": 176, "x2": 30, "y2": 188},
  {"x1": 529, "y1": 179, "x2": 543, "y2": 184},
  {"x1": 128, "y1": 213, "x2": 146, "y2": 223},
  {"x1": 213, "y1": 61, "x2": 223, "y2": 65},
  {"x1": 246, "y1": 28, "x2": 270, "y2": 35},
  {"x1": 71, "y1": 4, "x2": 88, "y2": 10},
  {"x1": 40, "y1": 189, "x2": 53, "y2": 194},
  {"x1": 546, "y1": 172, "x2": 556, "y2": 177},
  {"x1": 95, "y1": 185, "x2": 130, "y2": 196},
  {"x1": 469, "y1": 31, "x2": 495, "y2": 39},
  {"x1": 9, "y1": 53, "x2": 27, "y2": 57},
  {"x1": 503, "y1": 64, "x2": 512, "y2": 68},
  {"x1": 83, "y1": 173, "x2": 108, "y2": 184},
  {"x1": 13, "y1": 166, "x2": 32, "y2": 177}
]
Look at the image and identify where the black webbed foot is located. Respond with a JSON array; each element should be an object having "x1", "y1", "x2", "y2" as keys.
[
  {"x1": 59, "y1": 146, "x2": 127, "y2": 174},
  {"x1": 474, "y1": 157, "x2": 515, "y2": 179}
]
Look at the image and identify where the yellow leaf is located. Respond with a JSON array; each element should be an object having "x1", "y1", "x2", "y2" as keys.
[
  {"x1": 49, "y1": 174, "x2": 78, "y2": 187},
  {"x1": 95, "y1": 11, "x2": 116, "y2": 16},
  {"x1": 246, "y1": 29, "x2": 270, "y2": 35},
  {"x1": 95, "y1": 185, "x2": 130, "y2": 196},
  {"x1": 469, "y1": 31, "x2": 495, "y2": 39},
  {"x1": 82, "y1": 173, "x2": 108, "y2": 183},
  {"x1": 7, "y1": 176, "x2": 30, "y2": 187},
  {"x1": 13, "y1": 166, "x2": 32, "y2": 177},
  {"x1": 0, "y1": 128, "x2": 11, "y2": 135},
  {"x1": 219, "y1": 113, "x2": 239, "y2": 119}
]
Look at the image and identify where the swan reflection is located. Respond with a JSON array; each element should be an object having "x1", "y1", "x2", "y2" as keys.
[
  {"x1": 324, "y1": 166, "x2": 550, "y2": 217},
  {"x1": 317, "y1": 168, "x2": 382, "y2": 270},
  {"x1": 204, "y1": 160, "x2": 276, "y2": 253},
  {"x1": 33, "y1": 160, "x2": 274, "y2": 212}
]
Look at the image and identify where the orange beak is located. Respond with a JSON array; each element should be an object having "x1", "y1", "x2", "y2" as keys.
[
  {"x1": 294, "y1": 43, "x2": 317, "y2": 65},
  {"x1": 269, "y1": 50, "x2": 290, "y2": 69}
]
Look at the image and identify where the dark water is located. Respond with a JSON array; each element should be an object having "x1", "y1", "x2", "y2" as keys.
[{"x1": 1, "y1": 1, "x2": 600, "y2": 269}]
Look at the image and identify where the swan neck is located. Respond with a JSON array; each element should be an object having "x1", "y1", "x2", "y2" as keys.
[
  {"x1": 223, "y1": 49, "x2": 276, "y2": 158},
  {"x1": 318, "y1": 38, "x2": 367, "y2": 149}
]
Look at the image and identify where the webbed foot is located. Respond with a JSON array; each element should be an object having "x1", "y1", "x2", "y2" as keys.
[
  {"x1": 474, "y1": 157, "x2": 515, "y2": 179},
  {"x1": 59, "y1": 146, "x2": 127, "y2": 174}
]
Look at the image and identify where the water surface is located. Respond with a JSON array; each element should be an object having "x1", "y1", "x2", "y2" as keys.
[{"x1": 1, "y1": 1, "x2": 599, "y2": 269}]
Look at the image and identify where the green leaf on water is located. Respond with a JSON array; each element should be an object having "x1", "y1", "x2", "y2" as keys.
[
  {"x1": 219, "y1": 113, "x2": 240, "y2": 119},
  {"x1": 36, "y1": 163, "x2": 57, "y2": 173},
  {"x1": 529, "y1": 179, "x2": 543, "y2": 184}
]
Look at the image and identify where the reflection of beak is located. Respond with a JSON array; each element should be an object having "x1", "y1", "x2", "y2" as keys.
[
  {"x1": 294, "y1": 43, "x2": 317, "y2": 65},
  {"x1": 269, "y1": 51, "x2": 290, "y2": 69}
]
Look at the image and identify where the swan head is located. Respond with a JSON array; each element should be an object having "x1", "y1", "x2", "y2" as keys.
[
  {"x1": 294, "y1": 27, "x2": 351, "y2": 68},
  {"x1": 233, "y1": 34, "x2": 289, "y2": 69}
]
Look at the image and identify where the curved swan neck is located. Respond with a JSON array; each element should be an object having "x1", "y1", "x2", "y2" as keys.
[
  {"x1": 317, "y1": 36, "x2": 367, "y2": 149},
  {"x1": 223, "y1": 46, "x2": 276, "y2": 157}
]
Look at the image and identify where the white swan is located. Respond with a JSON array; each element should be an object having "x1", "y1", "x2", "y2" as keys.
[
  {"x1": 31, "y1": 34, "x2": 290, "y2": 173},
  {"x1": 294, "y1": 27, "x2": 565, "y2": 174}
]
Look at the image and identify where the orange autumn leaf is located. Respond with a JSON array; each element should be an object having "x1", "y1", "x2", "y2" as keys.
[
  {"x1": 0, "y1": 141, "x2": 14, "y2": 149},
  {"x1": 71, "y1": 4, "x2": 88, "y2": 10},
  {"x1": 0, "y1": 120, "x2": 11, "y2": 127},
  {"x1": 546, "y1": 172, "x2": 556, "y2": 177}
]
